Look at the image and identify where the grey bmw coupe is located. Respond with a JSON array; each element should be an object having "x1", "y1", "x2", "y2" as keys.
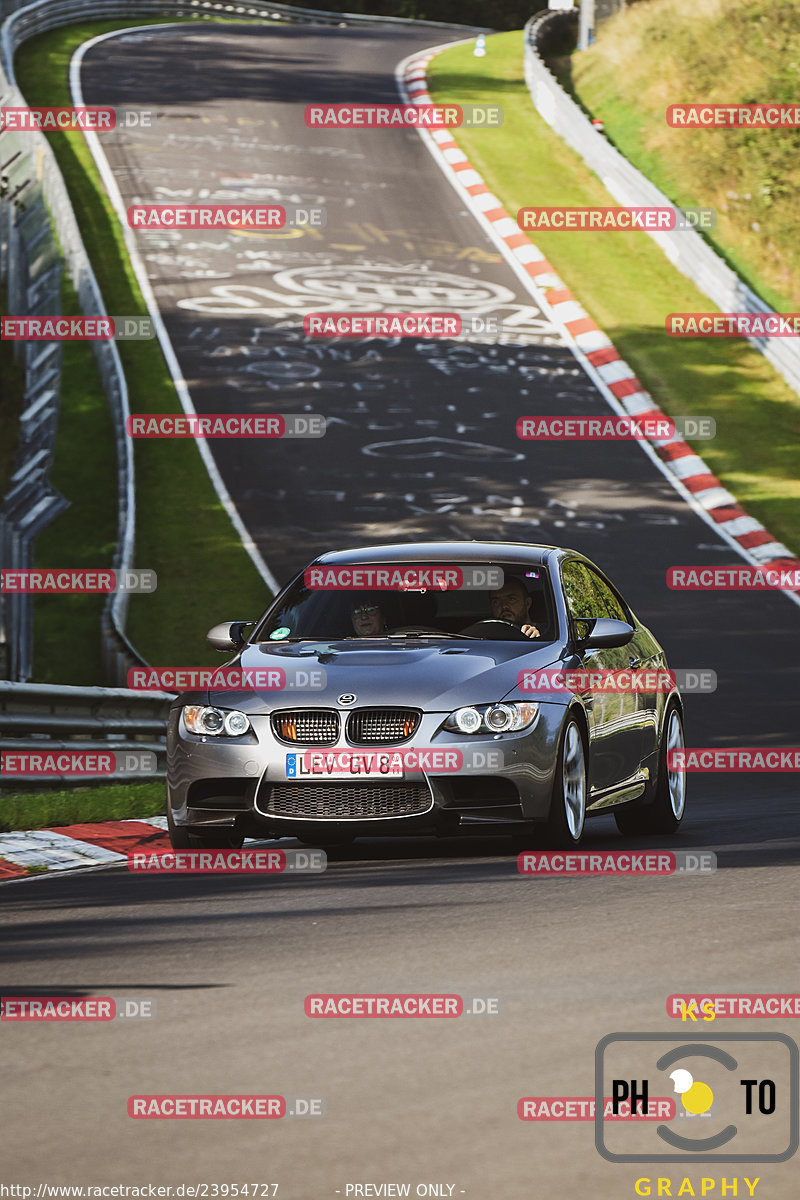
[{"x1": 165, "y1": 541, "x2": 686, "y2": 850}]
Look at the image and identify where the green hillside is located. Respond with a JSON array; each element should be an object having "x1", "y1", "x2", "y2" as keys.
[{"x1": 560, "y1": 0, "x2": 800, "y2": 312}]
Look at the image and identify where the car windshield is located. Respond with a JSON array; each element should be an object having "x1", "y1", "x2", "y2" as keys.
[{"x1": 254, "y1": 563, "x2": 557, "y2": 643}]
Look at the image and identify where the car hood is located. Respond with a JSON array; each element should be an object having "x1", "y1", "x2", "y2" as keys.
[{"x1": 210, "y1": 639, "x2": 565, "y2": 712}]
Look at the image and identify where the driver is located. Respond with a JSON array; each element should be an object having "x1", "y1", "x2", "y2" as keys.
[
  {"x1": 489, "y1": 578, "x2": 541, "y2": 639},
  {"x1": 350, "y1": 596, "x2": 389, "y2": 637}
]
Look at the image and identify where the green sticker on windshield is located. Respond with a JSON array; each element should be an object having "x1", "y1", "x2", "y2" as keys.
[{"x1": 270, "y1": 627, "x2": 291, "y2": 641}]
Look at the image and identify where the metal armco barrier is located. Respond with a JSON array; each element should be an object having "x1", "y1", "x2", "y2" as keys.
[
  {"x1": 523, "y1": 10, "x2": 800, "y2": 401},
  {"x1": 0, "y1": 0, "x2": 139, "y2": 684},
  {"x1": 0, "y1": 70, "x2": 68, "y2": 681},
  {"x1": 0, "y1": 680, "x2": 172, "y2": 782},
  {"x1": 0, "y1": 0, "x2": 486, "y2": 689}
]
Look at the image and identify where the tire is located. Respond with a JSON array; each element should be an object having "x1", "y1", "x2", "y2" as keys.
[
  {"x1": 614, "y1": 703, "x2": 686, "y2": 835},
  {"x1": 544, "y1": 717, "x2": 587, "y2": 848},
  {"x1": 166, "y1": 803, "x2": 244, "y2": 850}
]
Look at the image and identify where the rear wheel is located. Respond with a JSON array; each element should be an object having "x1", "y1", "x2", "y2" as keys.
[
  {"x1": 543, "y1": 717, "x2": 587, "y2": 848},
  {"x1": 167, "y1": 804, "x2": 244, "y2": 849},
  {"x1": 614, "y1": 703, "x2": 686, "y2": 835}
]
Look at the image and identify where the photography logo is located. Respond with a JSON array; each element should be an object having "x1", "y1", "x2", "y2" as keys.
[{"x1": 595, "y1": 1033, "x2": 799, "y2": 1162}]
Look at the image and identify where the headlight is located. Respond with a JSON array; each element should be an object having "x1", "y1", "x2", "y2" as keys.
[
  {"x1": 224, "y1": 710, "x2": 250, "y2": 736},
  {"x1": 183, "y1": 705, "x2": 251, "y2": 737},
  {"x1": 444, "y1": 702, "x2": 538, "y2": 735},
  {"x1": 485, "y1": 703, "x2": 516, "y2": 732},
  {"x1": 451, "y1": 706, "x2": 483, "y2": 734}
]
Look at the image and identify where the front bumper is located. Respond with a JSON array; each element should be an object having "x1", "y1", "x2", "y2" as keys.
[{"x1": 165, "y1": 701, "x2": 570, "y2": 838}]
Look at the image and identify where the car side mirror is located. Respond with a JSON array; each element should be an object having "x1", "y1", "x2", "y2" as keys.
[
  {"x1": 206, "y1": 621, "x2": 253, "y2": 653},
  {"x1": 580, "y1": 617, "x2": 634, "y2": 650}
]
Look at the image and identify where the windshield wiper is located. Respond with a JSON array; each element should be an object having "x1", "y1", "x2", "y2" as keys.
[
  {"x1": 255, "y1": 637, "x2": 311, "y2": 644},
  {"x1": 336, "y1": 632, "x2": 471, "y2": 641},
  {"x1": 385, "y1": 632, "x2": 470, "y2": 640}
]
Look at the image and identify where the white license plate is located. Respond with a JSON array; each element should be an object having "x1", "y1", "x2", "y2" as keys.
[{"x1": 285, "y1": 752, "x2": 404, "y2": 779}]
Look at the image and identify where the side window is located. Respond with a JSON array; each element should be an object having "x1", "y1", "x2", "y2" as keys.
[
  {"x1": 586, "y1": 569, "x2": 628, "y2": 623},
  {"x1": 561, "y1": 561, "x2": 607, "y2": 639}
]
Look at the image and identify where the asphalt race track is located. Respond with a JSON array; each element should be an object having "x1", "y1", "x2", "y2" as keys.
[{"x1": 3, "y1": 20, "x2": 800, "y2": 1199}]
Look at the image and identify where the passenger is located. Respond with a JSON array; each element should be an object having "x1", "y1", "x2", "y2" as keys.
[
  {"x1": 488, "y1": 578, "x2": 541, "y2": 639},
  {"x1": 350, "y1": 597, "x2": 389, "y2": 637}
]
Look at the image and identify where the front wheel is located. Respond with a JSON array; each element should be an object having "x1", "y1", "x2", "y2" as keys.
[
  {"x1": 614, "y1": 703, "x2": 686, "y2": 835},
  {"x1": 544, "y1": 717, "x2": 587, "y2": 848}
]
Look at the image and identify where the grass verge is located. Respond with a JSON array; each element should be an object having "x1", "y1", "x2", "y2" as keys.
[
  {"x1": 0, "y1": 780, "x2": 164, "y2": 832},
  {"x1": 12, "y1": 17, "x2": 273, "y2": 683},
  {"x1": 555, "y1": 0, "x2": 800, "y2": 315},
  {"x1": 31, "y1": 277, "x2": 119, "y2": 683},
  {"x1": 427, "y1": 33, "x2": 800, "y2": 553}
]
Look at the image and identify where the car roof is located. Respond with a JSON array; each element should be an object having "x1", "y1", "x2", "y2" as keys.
[{"x1": 312, "y1": 541, "x2": 571, "y2": 567}]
